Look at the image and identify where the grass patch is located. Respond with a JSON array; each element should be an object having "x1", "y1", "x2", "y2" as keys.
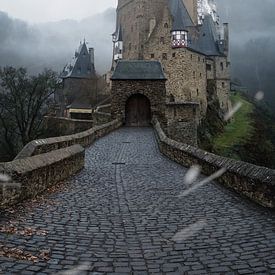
[{"x1": 213, "y1": 92, "x2": 254, "y2": 158}]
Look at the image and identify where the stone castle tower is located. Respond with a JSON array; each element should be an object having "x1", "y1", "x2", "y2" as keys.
[{"x1": 112, "y1": 0, "x2": 231, "y2": 117}]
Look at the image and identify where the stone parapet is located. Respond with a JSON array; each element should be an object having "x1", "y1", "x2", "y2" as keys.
[
  {"x1": 154, "y1": 120, "x2": 275, "y2": 208},
  {"x1": 15, "y1": 119, "x2": 122, "y2": 160},
  {"x1": 0, "y1": 145, "x2": 85, "y2": 208},
  {"x1": 44, "y1": 116, "x2": 94, "y2": 136}
]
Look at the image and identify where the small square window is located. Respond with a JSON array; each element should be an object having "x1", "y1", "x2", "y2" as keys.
[
  {"x1": 172, "y1": 53, "x2": 176, "y2": 58},
  {"x1": 162, "y1": 53, "x2": 167, "y2": 60},
  {"x1": 151, "y1": 53, "x2": 155, "y2": 58}
]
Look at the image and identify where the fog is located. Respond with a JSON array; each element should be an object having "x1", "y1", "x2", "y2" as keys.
[
  {"x1": 218, "y1": 0, "x2": 275, "y2": 107},
  {"x1": 0, "y1": 1, "x2": 275, "y2": 106},
  {"x1": 0, "y1": 9, "x2": 115, "y2": 74}
]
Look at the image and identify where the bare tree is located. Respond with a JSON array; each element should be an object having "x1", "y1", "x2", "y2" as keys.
[{"x1": 0, "y1": 67, "x2": 60, "y2": 159}]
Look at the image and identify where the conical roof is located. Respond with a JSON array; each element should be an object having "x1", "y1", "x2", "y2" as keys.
[{"x1": 169, "y1": 0, "x2": 194, "y2": 31}]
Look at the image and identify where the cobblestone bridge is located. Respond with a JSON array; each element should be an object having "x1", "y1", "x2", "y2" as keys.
[{"x1": 1, "y1": 128, "x2": 275, "y2": 274}]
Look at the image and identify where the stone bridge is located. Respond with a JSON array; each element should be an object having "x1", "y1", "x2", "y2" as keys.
[{"x1": 1, "y1": 127, "x2": 275, "y2": 274}]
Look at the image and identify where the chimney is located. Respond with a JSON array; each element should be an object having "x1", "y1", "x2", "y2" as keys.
[
  {"x1": 223, "y1": 23, "x2": 229, "y2": 53},
  {"x1": 89, "y1": 48, "x2": 95, "y2": 64}
]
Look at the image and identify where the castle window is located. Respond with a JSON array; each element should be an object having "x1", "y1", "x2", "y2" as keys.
[
  {"x1": 164, "y1": 23, "x2": 169, "y2": 28},
  {"x1": 200, "y1": 73, "x2": 202, "y2": 77},
  {"x1": 160, "y1": 37, "x2": 165, "y2": 44},
  {"x1": 197, "y1": 89, "x2": 199, "y2": 96},
  {"x1": 206, "y1": 64, "x2": 212, "y2": 71},
  {"x1": 151, "y1": 53, "x2": 155, "y2": 58},
  {"x1": 191, "y1": 54, "x2": 193, "y2": 60},
  {"x1": 220, "y1": 62, "x2": 224, "y2": 71},
  {"x1": 222, "y1": 82, "x2": 225, "y2": 88},
  {"x1": 162, "y1": 53, "x2": 167, "y2": 60},
  {"x1": 193, "y1": 71, "x2": 196, "y2": 78},
  {"x1": 172, "y1": 53, "x2": 176, "y2": 58}
]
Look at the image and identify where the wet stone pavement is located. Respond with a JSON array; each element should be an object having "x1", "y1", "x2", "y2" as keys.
[{"x1": 0, "y1": 127, "x2": 275, "y2": 274}]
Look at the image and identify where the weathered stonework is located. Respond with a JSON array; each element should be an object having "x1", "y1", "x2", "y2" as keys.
[
  {"x1": 165, "y1": 102, "x2": 199, "y2": 146},
  {"x1": 142, "y1": 7, "x2": 208, "y2": 116},
  {"x1": 15, "y1": 119, "x2": 122, "y2": 159},
  {"x1": 0, "y1": 145, "x2": 85, "y2": 208},
  {"x1": 154, "y1": 119, "x2": 275, "y2": 208},
  {"x1": 111, "y1": 80, "x2": 167, "y2": 126},
  {"x1": 114, "y1": 0, "x2": 232, "y2": 117},
  {"x1": 0, "y1": 119, "x2": 123, "y2": 208}
]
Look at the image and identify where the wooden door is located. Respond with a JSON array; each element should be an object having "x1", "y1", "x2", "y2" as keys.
[{"x1": 125, "y1": 94, "x2": 151, "y2": 127}]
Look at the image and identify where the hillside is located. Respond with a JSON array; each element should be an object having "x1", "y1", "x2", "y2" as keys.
[{"x1": 199, "y1": 92, "x2": 275, "y2": 169}]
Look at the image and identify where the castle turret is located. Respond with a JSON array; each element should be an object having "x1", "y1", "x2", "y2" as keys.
[
  {"x1": 113, "y1": 25, "x2": 123, "y2": 62},
  {"x1": 171, "y1": 1, "x2": 189, "y2": 48}
]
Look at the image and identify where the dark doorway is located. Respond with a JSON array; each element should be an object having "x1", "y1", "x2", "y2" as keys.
[{"x1": 125, "y1": 94, "x2": 151, "y2": 126}]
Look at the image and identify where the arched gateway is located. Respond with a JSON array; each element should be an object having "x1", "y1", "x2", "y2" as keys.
[
  {"x1": 125, "y1": 94, "x2": 151, "y2": 127},
  {"x1": 111, "y1": 60, "x2": 167, "y2": 127}
]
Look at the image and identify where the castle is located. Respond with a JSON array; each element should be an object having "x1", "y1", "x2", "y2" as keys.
[
  {"x1": 58, "y1": 0, "x2": 232, "y2": 146},
  {"x1": 111, "y1": 0, "x2": 231, "y2": 117}
]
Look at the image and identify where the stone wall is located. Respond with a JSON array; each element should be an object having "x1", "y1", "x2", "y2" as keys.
[
  {"x1": 44, "y1": 116, "x2": 93, "y2": 137},
  {"x1": 15, "y1": 119, "x2": 122, "y2": 159},
  {"x1": 213, "y1": 56, "x2": 231, "y2": 113},
  {"x1": 111, "y1": 80, "x2": 167, "y2": 126},
  {"x1": 154, "y1": 120, "x2": 275, "y2": 208},
  {"x1": 0, "y1": 145, "x2": 85, "y2": 208},
  {"x1": 143, "y1": 6, "x2": 208, "y2": 116},
  {"x1": 165, "y1": 102, "x2": 199, "y2": 146},
  {"x1": 93, "y1": 104, "x2": 112, "y2": 126}
]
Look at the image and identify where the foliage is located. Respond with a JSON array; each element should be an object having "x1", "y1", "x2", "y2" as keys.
[
  {"x1": 213, "y1": 92, "x2": 254, "y2": 159},
  {"x1": 212, "y1": 92, "x2": 275, "y2": 168},
  {"x1": 0, "y1": 67, "x2": 60, "y2": 160}
]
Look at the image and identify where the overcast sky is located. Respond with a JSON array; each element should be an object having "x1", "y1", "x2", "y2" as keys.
[{"x1": 0, "y1": 0, "x2": 117, "y2": 23}]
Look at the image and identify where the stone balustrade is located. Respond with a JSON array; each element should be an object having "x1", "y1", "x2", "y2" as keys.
[
  {"x1": 154, "y1": 120, "x2": 275, "y2": 208},
  {"x1": 15, "y1": 119, "x2": 122, "y2": 159},
  {"x1": 0, "y1": 119, "x2": 122, "y2": 208},
  {"x1": 0, "y1": 145, "x2": 84, "y2": 208}
]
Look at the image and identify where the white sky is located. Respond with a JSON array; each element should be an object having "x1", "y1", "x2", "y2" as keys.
[{"x1": 0, "y1": 0, "x2": 117, "y2": 23}]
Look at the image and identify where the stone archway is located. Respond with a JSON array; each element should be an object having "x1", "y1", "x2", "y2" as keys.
[{"x1": 125, "y1": 94, "x2": 151, "y2": 127}]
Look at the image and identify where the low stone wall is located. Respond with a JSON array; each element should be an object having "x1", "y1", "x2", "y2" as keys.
[
  {"x1": 15, "y1": 119, "x2": 122, "y2": 159},
  {"x1": 0, "y1": 145, "x2": 85, "y2": 208},
  {"x1": 44, "y1": 116, "x2": 93, "y2": 136},
  {"x1": 154, "y1": 120, "x2": 275, "y2": 208},
  {"x1": 93, "y1": 104, "x2": 112, "y2": 126}
]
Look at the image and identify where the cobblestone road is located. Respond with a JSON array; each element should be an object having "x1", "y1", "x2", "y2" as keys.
[{"x1": 1, "y1": 128, "x2": 275, "y2": 274}]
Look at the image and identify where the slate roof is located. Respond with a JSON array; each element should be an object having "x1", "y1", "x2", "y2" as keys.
[
  {"x1": 61, "y1": 41, "x2": 95, "y2": 79},
  {"x1": 169, "y1": 0, "x2": 194, "y2": 30},
  {"x1": 111, "y1": 60, "x2": 166, "y2": 80},
  {"x1": 195, "y1": 15, "x2": 221, "y2": 55},
  {"x1": 191, "y1": 15, "x2": 223, "y2": 56},
  {"x1": 69, "y1": 98, "x2": 92, "y2": 110}
]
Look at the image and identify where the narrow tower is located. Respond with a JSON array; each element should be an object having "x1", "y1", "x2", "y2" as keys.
[
  {"x1": 171, "y1": 4, "x2": 189, "y2": 48},
  {"x1": 113, "y1": 25, "x2": 123, "y2": 62}
]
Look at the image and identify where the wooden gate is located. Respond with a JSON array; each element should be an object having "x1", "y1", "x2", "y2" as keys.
[{"x1": 125, "y1": 94, "x2": 151, "y2": 127}]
